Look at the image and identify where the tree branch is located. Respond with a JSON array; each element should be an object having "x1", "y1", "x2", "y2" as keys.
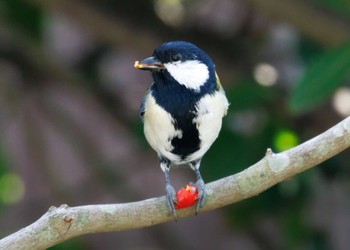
[{"x1": 1, "y1": 116, "x2": 350, "y2": 249}]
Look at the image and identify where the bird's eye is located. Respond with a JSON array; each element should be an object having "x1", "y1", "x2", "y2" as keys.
[{"x1": 171, "y1": 54, "x2": 182, "y2": 62}]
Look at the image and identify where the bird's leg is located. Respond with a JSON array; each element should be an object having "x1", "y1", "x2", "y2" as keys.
[
  {"x1": 160, "y1": 157, "x2": 177, "y2": 220},
  {"x1": 190, "y1": 160, "x2": 205, "y2": 214},
  {"x1": 164, "y1": 169, "x2": 177, "y2": 219},
  {"x1": 194, "y1": 168, "x2": 205, "y2": 214}
]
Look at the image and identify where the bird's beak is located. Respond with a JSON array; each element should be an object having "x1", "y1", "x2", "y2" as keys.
[{"x1": 134, "y1": 56, "x2": 164, "y2": 70}]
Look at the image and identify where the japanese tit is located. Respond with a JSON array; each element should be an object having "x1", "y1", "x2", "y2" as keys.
[{"x1": 135, "y1": 41, "x2": 229, "y2": 218}]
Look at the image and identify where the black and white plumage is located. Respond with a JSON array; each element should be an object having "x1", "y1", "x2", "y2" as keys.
[{"x1": 135, "y1": 41, "x2": 229, "y2": 218}]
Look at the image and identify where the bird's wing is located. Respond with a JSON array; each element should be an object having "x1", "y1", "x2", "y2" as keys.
[
  {"x1": 215, "y1": 71, "x2": 225, "y2": 92},
  {"x1": 140, "y1": 85, "x2": 153, "y2": 122}
]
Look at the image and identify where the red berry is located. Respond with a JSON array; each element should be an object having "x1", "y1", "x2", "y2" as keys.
[{"x1": 175, "y1": 184, "x2": 198, "y2": 209}]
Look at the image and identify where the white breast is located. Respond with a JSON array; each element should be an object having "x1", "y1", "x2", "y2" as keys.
[
  {"x1": 142, "y1": 94, "x2": 182, "y2": 162},
  {"x1": 187, "y1": 90, "x2": 229, "y2": 162},
  {"x1": 142, "y1": 89, "x2": 229, "y2": 165},
  {"x1": 164, "y1": 60, "x2": 209, "y2": 91}
]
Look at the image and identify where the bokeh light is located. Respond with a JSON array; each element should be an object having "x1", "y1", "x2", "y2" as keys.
[
  {"x1": 253, "y1": 63, "x2": 279, "y2": 86},
  {"x1": 0, "y1": 173, "x2": 25, "y2": 205},
  {"x1": 332, "y1": 87, "x2": 350, "y2": 117},
  {"x1": 273, "y1": 129, "x2": 299, "y2": 152},
  {"x1": 154, "y1": 0, "x2": 185, "y2": 27}
]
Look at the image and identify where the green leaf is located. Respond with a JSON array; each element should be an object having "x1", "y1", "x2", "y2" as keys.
[
  {"x1": 316, "y1": 0, "x2": 350, "y2": 18},
  {"x1": 289, "y1": 41, "x2": 350, "y2": 113},
  {"x1": 2, "y1": 0, "x2": 43, "y2": 39}
]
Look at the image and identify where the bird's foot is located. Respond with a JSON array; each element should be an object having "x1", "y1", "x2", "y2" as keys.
[
  {"x1": 194, "y1": 179, "x2": 206, "y2": 214},
  {"x1": 165, "y1": 184, "x2": 178, "y2": 220}
]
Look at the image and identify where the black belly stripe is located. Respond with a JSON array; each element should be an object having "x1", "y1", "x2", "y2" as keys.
[{"x1": 171, "y1": 115, "x2": 200, "y2": 159}]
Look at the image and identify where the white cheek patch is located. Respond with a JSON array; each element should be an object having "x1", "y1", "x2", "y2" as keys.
[{"x1": 164, "y1": 60, "x2": 209, "y2": 91}]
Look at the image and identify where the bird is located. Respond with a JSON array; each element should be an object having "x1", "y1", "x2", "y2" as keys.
[{"x1": 134, "y1": 41, "x2": 229, "y2": 218}]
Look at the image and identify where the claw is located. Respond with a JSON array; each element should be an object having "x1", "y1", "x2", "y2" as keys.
[
  {"x1": 165, "y1": 183, "x2": 178, "y2": 220},
  {"x1": 191, "y1": 161, "x2": 206, "y2": 215}
]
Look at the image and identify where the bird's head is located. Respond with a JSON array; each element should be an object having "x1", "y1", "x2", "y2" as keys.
[{"x1": 135, "y1": 41, "x2": 216, "y2": 92}]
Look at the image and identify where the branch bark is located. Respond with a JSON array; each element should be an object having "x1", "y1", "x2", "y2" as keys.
[{"x1": 1, "y1": 116, "x2": 350, "y2": 250}]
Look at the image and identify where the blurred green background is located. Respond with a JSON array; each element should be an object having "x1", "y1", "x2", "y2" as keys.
[{"x1": 0, "y1": 0, "x2": 349, "y2": 249}]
